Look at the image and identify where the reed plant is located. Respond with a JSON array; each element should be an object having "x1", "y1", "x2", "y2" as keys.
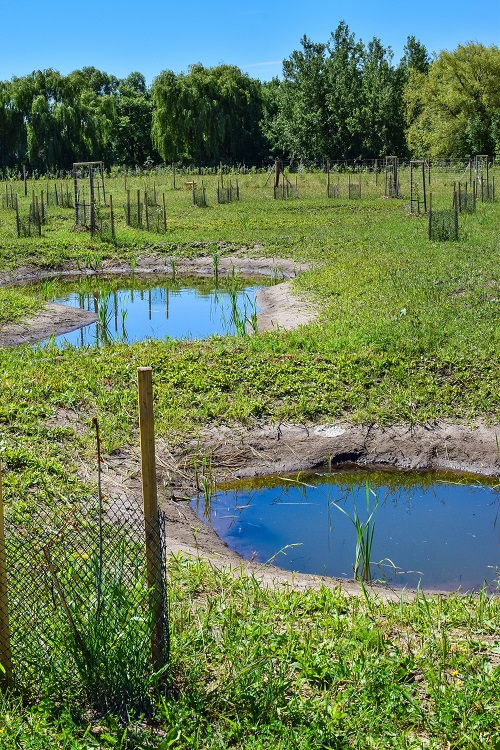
[{"x1": 334, "y1": 481, "x2": 378, "y2": 581}]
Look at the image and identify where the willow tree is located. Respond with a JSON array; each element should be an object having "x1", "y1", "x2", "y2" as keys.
[
  {"x1": 405, "y1": 43, "x2": 500, "y2": 158},
  {"x1": 152, "y1": 64, "x2": 265, "y2": 164}
]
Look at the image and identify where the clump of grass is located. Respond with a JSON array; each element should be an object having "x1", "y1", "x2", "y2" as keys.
[{"x1": 334, "y1": 481, "x2": 378, "y2": 581}]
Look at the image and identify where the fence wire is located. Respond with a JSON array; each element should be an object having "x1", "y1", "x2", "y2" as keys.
[
  {"x1": 327, "y1": 184, "x2": 340, "y2": 198},
  {"x1": 456, "y1": 189, "x2": 476, "y2": 213},
  {"x1": 2, "y1": 495, "x2": 168, "y2": 714},
  {"x1": 193, "y1": 186, "x2": 207, "y2": 207},
  {"x1": 429, "y1": 208, "x2": 459, "y2": 241},
  {"x1": 348, "y1": 182, "x2": 361, "y2": 200},
  {"x1": 17, "y1": 204, "x2": 43, "y2": 237}
]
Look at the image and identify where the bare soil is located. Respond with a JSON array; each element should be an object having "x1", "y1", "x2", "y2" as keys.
[
  {"x1": 0, "y1": 248, "x2": 310, "y2": 286},
  {"x1": 0, "y1": 302, "x2": 97, "y2": 347}
]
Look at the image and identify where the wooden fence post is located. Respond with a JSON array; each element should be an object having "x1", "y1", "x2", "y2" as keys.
[
  {"x1": 109, "y1": 194, "x2": 115, "y2": 237},
  {"x1": 137, "y1": 367, "x2": 167, "y2": 673},
  {"x1": 0, "y1": 463, "x2": 13, "y2": 690}
]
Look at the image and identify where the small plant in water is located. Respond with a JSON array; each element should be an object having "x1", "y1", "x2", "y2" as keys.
[
  {"x1": 212, "y1": 244, "x2": 219, "y2": 285},
  {"x1": 193, "y1": 450, "x2": 216, "y2": 516},
  {"x1": 334, "y1": 481, "x2": 378, "y2": 582},
  {"x1": 96, "y1": 294, "x2": 113, "y2": 345},
  {"x1": 40, "y1": 276, "x2": 59, "y2": 300}
]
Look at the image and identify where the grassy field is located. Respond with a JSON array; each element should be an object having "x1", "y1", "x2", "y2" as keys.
[{"x1": 0, "y1": 166, "x2": 499, "y2": 747}]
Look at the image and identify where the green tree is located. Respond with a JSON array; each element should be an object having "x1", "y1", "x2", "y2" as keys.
[
  {"x1": 264, "y1": 22, "x2": 412, "y2": 163},
  {"x1": 0, "y1": 80, "x2": 27, "y2": 169},
  {"x1": 266, "y1": 36, "x2": 330, "y2": 163},
  {"x1": 152, "y1": 64, "x2": 265, "y2": 165},
  {"x1": 405, "y1": 43, "x2": 500, "y2": 158},
  {"x1": 110, "y1": 73, "x2": 156, "y2": 166},
  {"x1": 359, "y1": 38, "x2": 406, "y2": 157}
]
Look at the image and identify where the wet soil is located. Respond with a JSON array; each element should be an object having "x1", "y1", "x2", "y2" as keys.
[{"x1": 0, "y1": 302, "x2": 97, "y2": 347}]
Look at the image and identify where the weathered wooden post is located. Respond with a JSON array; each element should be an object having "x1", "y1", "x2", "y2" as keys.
[
  {"x1": 144, "y1": 191, "x2": 149, "y2": 231},
  {"x1": 0, "y1": 463, "x2": 13, "y2": 690},
  {"x1": 137, "y1": 367, "x2": 167, "y2": 673},
  {"x1": 109, "y1": 194, "x2": 115, "y2": 237},
  {"x1": 15, "y1": 196, "x2": 20, "y2": 238},
  {"x1": 428, "y1": 192, "x2": 432, "y2": 240},
  {"x1": 73, "y1": 168, "x2": 79, "y2": 224}
]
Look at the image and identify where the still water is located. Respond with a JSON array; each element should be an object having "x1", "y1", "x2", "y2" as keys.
[
  {"x1": 192, "y1": 468, "x2": 500, "y2": 591},
  {"x1": 39, "y1": 275, "x2": 263, "y2": 346}
]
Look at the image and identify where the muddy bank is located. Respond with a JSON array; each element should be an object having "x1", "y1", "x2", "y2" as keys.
[
  {"x1": 200, "y1": 420, "x2": 500, "y2": 479},
  {"x1": 0, "y1": 302, "x2": 97, "y2": 347},
  {"x1": 0, "y1": 249, "x2": 310, "y2": 286},
  {"x1": 256, "y1": 281, "x2": 317, "y2": 331},
  {"x1": 79, "y1": 417, "x2": 499, "y2": 598}
]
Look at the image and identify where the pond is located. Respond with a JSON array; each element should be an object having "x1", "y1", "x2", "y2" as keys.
[
  {"x1": 192, "y1": 467, "x2": 500, "y2": 592},
  {"x1": 38, "y1": 275, "x2": 265, "y2": 346}
]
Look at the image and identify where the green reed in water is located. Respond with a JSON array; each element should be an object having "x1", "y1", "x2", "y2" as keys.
[{"x1": 334, "y1": 481, "x2": 378, "y2": 582}]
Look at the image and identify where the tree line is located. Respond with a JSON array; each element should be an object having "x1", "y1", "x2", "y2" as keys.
[{"x1": 1, "y1": 23, "x2": 498, "y2": 172}]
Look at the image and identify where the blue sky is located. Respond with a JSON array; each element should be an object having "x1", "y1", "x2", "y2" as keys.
[{"x1": 0, "y1": 0, "x2": 498, "y2": 84}]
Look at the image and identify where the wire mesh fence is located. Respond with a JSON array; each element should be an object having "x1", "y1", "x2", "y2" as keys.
[
  {"x1": 193, "y1": 184, "x2": 208, "y2": 207},
  {"x1": 43, "y1": 183, "x2": 74, "y2": 208},
  {"x1": 1, "y1": 187, "x2": 16, "y2": 209},
  {"x1": 454, "y1": 185, "x2": 476, "y2": 214},
  {"x1": 348, "y1": 178, "x2": 362, "y2": 200},
  {"x1": 428, "y1": 207, "x2": 459, "y2": 241},
  {"x1": 274, "y1": 178, "x2": 298, "y2": 199},
  {"x1": 124, "y1": 190, "x2": 167, "y2": 233},
  {"x1": 1, "y1": 492, "x2": 168, "y2": 713},
  {"x1": 216, "y1": 180, "x2": 240, "y2": 204},
  {"x1": 327, "y1": 183, "x2": 340, "y2": 198},
  {"x1": 16, "y1": 202, "x2": 43, "y2": 237}
]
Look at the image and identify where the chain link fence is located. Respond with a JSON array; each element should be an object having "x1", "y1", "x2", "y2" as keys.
[{"x1": 1, "y1": 492, "x2": 168, "y2": 714}]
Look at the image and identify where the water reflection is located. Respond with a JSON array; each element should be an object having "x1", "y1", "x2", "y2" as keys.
[
  {"x1": 35, "y1": 275, "x2": 263, "y2": 347},
  {"x1": 192, "y1": 467, "x2": 500, "y2": 592}
]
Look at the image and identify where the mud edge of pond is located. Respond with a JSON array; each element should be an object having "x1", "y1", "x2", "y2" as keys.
[
  {"x1": 0, "y1": 303, "x2": 98, "y2": 347},
  {"x1": 0, "y1": 253, "x2": 316, "y2": 346},
  {"x1": 98, "y1": 419, "x2": 499, "y2": 600}
]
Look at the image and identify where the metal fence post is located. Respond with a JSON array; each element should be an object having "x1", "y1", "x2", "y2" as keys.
[
  {"x1": 0, "y1": 463, "x2": 13, "y2": 689},
  {"x1": 137, "y1": 367, "x2": 167, "y2": 673}
]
